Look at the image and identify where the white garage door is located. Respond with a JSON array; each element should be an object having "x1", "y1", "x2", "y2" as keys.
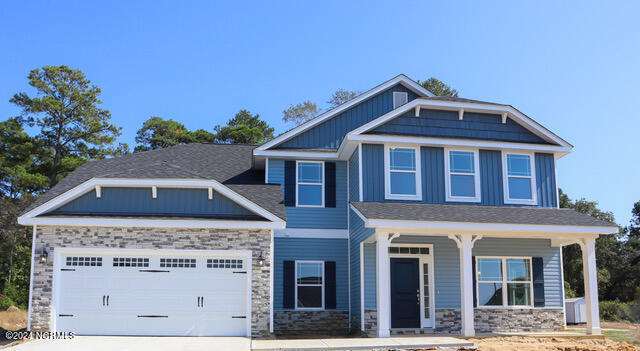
[{"x1": 53, "y1": 249, "x2": 250, "y2": 336}]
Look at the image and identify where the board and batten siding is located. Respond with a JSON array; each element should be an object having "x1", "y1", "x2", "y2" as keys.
[
  {"x1": 370, "y1": 109, "x2": 551, "y2": 145},
  {"x1": 362, "y1": 236, "x2": 563, "y2": 309},
  {"x1": 49, "y1": 187, "x2": 255, "y2": 217},
  {"x1": 276, "y1": 85, "x2": 419, "y2": 150},
  {"x1": 349, "y1": 208, "x2": 375, "y2": 323},
  {"x1": 273, "y1": 237, "x2": 349, "y2": 310},
  {"x1": 267, "y1": 158, "x2": 348, "y2": 229},
  {"x1": 361, "y1": 144, "x2": 557, "y2": 207},
  {"x1": 348, "y1": 147, "x2": 359, "y2": 202}
]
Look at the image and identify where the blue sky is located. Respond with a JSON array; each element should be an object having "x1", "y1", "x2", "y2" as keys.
[{"x1": 1, "y1": 1, "x2": 638, "y2": 225}]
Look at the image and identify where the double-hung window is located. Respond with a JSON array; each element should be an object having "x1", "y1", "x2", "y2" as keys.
[
  {"x1": 503, "y1": 152, "x2": 537, "y2": 204},
  {"x1": 476, "y1": 257, "x2": 533, "y2": 307},
  {"x1": 296, "y1": 261, "x2": 324, "y2": 309},
  {"x1": 384, "y1": 145, "x2": 422, "y2": 200},
  {"x1": 444, "y1": 149, "x2": 480, "y2": 202},
  {"x1": 296, "y1": 161, "x2": 324, "y2": 207}
]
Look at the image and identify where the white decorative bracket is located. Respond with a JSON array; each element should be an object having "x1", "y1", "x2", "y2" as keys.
[
  {"x1": 208, "y1": 187, "x2": 213, "y2": 200},
  {"x1": 388, "y1": 233, "x2": 400, "y2": 242},
  {"x1": 448, "y1": 234, "x2": 482, "y2": 248},
  {"x1": 501, "y1": 112, "x2": 508, "y2": 124},
  {"x1": 414, "y1": 106, "x2": 421, "y2": 117},
  {"x1": 95, "y1": 186, "x2": 101, "y2": 198},
  {"x1": 458, "y1": 109, "x2": 464, "y2": 120},
  {"x1": 152, "y1": 186, "x2": 157, "y2": 199}
]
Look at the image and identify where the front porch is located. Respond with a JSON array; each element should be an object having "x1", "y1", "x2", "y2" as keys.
[{"x1": 349, "y1": 202, "x2": 619, "y2": 338}]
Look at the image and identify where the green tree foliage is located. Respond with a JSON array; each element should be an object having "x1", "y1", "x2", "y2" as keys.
[
  {"x1": 134, "y1": 117, "x2": 215, "y2": 152},
  {"x1": 419, "y1": 77, "x2": 459, "y2": 97},
  {"x1": 282, "y1": 101, "x2": 319, "y2": 126},
  {"x1": 560, "y1": 189, "x2": 640, "y2": 303},
  {"x1": 10, "y1": 65, "x2": 125, "y2": 185},
  {"x1": 214, "y1": 110, "x2": 274, "y2": 144},
  {"x1": 327, "y1": 89, "x2": 359, "y2": 108}
]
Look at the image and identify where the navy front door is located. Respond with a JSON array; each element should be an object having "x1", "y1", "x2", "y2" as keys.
[{"x1": 390, "y1": 258, "x2": 420, "y2": 328}]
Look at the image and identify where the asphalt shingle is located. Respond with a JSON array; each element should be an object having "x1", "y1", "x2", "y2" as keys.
[{"x1": 24, "y1": 144, "x2": 286, "y2": 221}]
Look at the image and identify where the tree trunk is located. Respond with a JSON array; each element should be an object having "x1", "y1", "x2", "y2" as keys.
[
  {"x1": 50, "y1": 146, "x2": 61, "y2": 186},
  {"x1": 7, "y1": 231, "x2": 16, "y2": 287}
]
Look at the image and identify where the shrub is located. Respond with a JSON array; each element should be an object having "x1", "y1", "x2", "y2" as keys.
[
  {"x1": 600, "y1": 300, "x2": 640, "y2": 323},
  {"x1": 0, "y1": 294, "x2": 15, "y2": 311}
]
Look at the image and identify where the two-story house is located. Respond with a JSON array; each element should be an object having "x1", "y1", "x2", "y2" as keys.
[{"x1": 18, "y1": 75, "x2": 616, "y2": 338}]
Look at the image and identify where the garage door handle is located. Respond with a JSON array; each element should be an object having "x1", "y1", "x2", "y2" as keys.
[
  {"x1": 201, "y1": 296, "x2": 204, "y2": 307},
  {"x1": 137, "y1": 315, "x2": 168, "y2": 318},
  {"x1": 103, "y1": 295, "x2": 105, "y2": 306},
  {"x1": 106, "y1": 295, "x2": 109, "y2": 306},
  {"x1": 232, "y1": 316, "x2": 246, "y2": 319}
]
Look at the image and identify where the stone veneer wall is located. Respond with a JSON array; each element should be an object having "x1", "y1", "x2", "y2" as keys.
[
  {"x1": 273, "y1": 310, "x2": 349, "y2": 335},
  {"x1": 30, "y1": 226, "x2": 272, "y2": 338},
  {"x1": 363, "y1": 308, "x2": 564, "y2": 335},
  {"x1": 363, "y1": 309, "x2": 377, "y2": 335}
]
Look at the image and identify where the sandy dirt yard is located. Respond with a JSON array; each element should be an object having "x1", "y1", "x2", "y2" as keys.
[{"x1": 468, "y1": 336, "x2": 639, "y2": 351}]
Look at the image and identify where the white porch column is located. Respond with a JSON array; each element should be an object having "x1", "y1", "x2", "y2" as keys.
[
  {"x1": 579, "y1": 237, "x2": 601, "y2": 335},
  {"x1": 449, "y1": 234, "x2": 482, "y2": 337},
  {"x1": 375, "y1": 231, "x2": 394, "y2": 337}
]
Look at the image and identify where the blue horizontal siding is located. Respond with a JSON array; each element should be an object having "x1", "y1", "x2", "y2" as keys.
[
  {"x1": 371, "y1": 109, "x2": 550, "y2": 144},
  {"x1": 361, "y1": 144, "x2": 557, "y2": 207},
  {"x1": 267, "y1": 158, "x2": 348, "y2": 229},
  {"x1": 349, "y1": 208, "x2": 375, "y2": 323},
  {"x1": 274, "y1": 237, "x2": 349, "y2": 310},
  {"x1": 50, "y1": 187, "x2": 254, "y2": 216},
  {"x1": 363, "y1": 236, "x2": 563, "y2": 309},
  {"x1": 277, "y1": 85, "x2": 419, "y2": 149}
]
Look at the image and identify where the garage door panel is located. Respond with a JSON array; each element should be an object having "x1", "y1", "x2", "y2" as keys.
[{"x1": 55, "y1": 251, "x2": 250, "y2": 336}]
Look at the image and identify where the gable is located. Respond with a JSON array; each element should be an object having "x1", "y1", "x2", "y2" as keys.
[
  {"x1": 369, "y1": 108, "x2": 551, "y2": 144},
  {"x1": 44, "y1": 187, "x2": 262, "y2": 220},
  {"x1": 276, "y1": 84, "x2": 420, "y2": 150}
]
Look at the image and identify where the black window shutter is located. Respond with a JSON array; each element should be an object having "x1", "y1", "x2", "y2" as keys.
[
  {"x1": 472, "y1": 256, "x2": 477, "y2": 308},
  {"x1": 325, "y1": 162, "x2": 336, "y2": 208},
  {"x1": 283, "y1": 260, "x2": 295, "y2": 309},
  {"x1": 532, "y1": 257, "x2": 545, "y2": 307},
  {"x1": 325, "y1": 261, "x2": 337, "y2": 309},
  {"x1": 284, "y1": 161, "x2": 296, "y2": 207}
]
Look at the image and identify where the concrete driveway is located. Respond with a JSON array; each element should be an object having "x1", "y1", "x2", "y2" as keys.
[{"x1": 4, "y1": 336, "x2": 251, "y2": 351}]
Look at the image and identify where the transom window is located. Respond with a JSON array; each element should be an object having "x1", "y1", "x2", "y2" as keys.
[
  {"x1": 445, "y1": 149, "x2": 481, "y2": 202},
  {"x1": 503, "y1": 153, "x2": 537, "y2": 204},
  {"x1": 296, "y1": 161, "x2": 324, "y2": 207},
  {"x1": 476, "y1": 257, "x2": 533, "y2": 307},
  {"x1": 296, "y1": 261, "x2": 324, "y2": 309},
  {"x1": 384, "y1": 145, "x2": 422, "y2": 200}
]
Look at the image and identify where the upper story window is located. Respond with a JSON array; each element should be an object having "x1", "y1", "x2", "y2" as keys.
[
  {"x1": 384, "y1": 145, "x2": 422, "y2": 201},
  {"x1": 392, "y1": 91, "x2": 408, "y2": 109},
  {"x1": 502, "y1": 152, "x2": 537, "y2": 205},
  {"x1": 444, "y1": 149, "x2": 481, "y2": 202},
  {"x1": 296, "y1": 261, "x2": 324, "y2": 309},
  {"x1": 476, "y1": 257, "x2": 533, "y2": 308},
  {"x1": 296, "y1": 161, "x2": 324, "y2": 207}
]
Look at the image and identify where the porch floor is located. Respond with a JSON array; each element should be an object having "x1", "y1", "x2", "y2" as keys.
[{"x1": 251, "y1": 336, "x2": 473, "y2": 351}]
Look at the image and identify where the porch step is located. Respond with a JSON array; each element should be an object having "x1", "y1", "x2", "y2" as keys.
[
  {"x1": 391, "y1": 328, "x2": 435, "y2": 335},
  {"x1": 251, "y1": 336, "x2": 474, "y2": 351}
]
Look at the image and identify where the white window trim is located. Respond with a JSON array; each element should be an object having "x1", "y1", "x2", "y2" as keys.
[
  {"x1": 295, "y1": 160, "x2": 325, "y2": 208},
  {"x1": 294, "y1": 260, "x2": 325, "y2": 310},
  {"x1": 392, "y1": 91, "x2": 408, "y2": 109},
  {"x1": 384, "y1": 144, "x2": 423, "y2": 201},
  {"x1": 444, "y1": 148, "x2": 481, "y2": 203},
  {"x1": 502, "y1": 151, "x2": 538, "y2": 205},
  {"x1": 475, "y1": 256, "x2": 534, "y2": 309}
]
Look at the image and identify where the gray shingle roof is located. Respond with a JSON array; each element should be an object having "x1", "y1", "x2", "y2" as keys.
[
  {"x1": 24, "y1": 144, "x2": 286, "y2": 221},
  {"x1": 350, "y1": 202, "x2": 617, "y2": 228}
]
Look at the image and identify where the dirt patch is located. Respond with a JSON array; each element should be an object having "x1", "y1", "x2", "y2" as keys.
[
  {"x1": 467, "y1": 336, "x2": 639, "y2": 351},
  {"x1": 0, "y1": 309, "x2": 27, "y2": 331}
]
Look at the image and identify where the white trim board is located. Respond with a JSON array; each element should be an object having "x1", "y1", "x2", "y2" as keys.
[
  {"x1": 20, "y1": 216, "x2": 285, "y2": 229},
  {"x1": 18, "y1": 178, "x2": 286, "y2": 226},
  {"x1": 274, "y1": 228, "x2": 348, "y2": 239},
  {"x1": 256, "y1": 75, "x2": 433, "y2": 151}
]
